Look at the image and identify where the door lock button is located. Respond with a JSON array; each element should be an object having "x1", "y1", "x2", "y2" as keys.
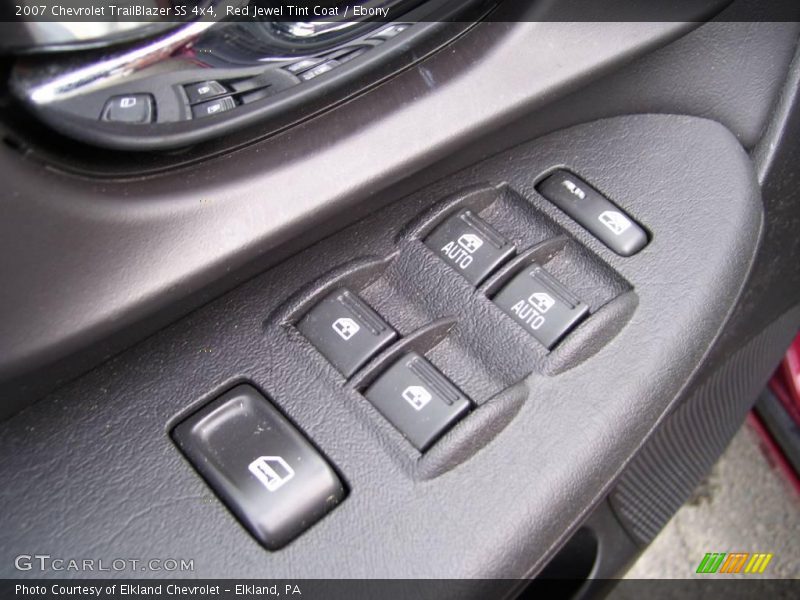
[
  {"x1": 537, "y1": 170, "x2": 648, "y2": 256},
  {"x1": 298, "y1": 289, "x2": 397, "y2": 377},
  {"x1": 493, "y1": 264, "x2": 589, "y2": 349},
  {"x1": 172, "y1": 384, "x2": 345, "y2": 550},
  {"x1": 364, "y1": 353, "x2": 471, "y2": 451},
  {"x1": 425, "y1": 209, "x2": 516, "y2": 286}
]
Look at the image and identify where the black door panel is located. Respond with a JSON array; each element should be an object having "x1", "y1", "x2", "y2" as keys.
[{"x1": 0, "y1": 114, "x2": 762, "y2": 578}]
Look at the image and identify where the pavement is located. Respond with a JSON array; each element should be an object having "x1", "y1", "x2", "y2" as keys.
[{"x1": 622, "y1": 420, "x2": 800, "y2": 579}]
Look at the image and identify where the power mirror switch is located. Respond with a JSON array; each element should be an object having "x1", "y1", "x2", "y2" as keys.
[
  {"x1": 425, "y1": 209, "x2": 516, "y2": 286},
  {"x1": 364, "y1": 353, "x2": 471, "y2": 452},
  {"x1": 493, "y1": 264, "x2": 589, "y2": 349},
  {"x1": 298, "y1": 289, "x2": 397, "y2": 378},
  {"x1": 172, "y1": 384, "x2": 345, "y2": 550},
  {"x1": 536, "y1": 170, "x2": 648, "y2": 256}
]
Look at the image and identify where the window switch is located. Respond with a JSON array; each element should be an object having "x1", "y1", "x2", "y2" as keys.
[
  {"x1": 364, "y1": 353, "x2": 471, "y2": 451},
  {"x1": 172, "y1": 385, "x2": 345, "y2": 550},
  {"x1": 285, "y1": 57, "x2": 325, "y2": 74},
  {"x1": 425, "y1": 209, "x2": 516, "y2": 286},
  {"x1": 298, "y1": 289, "x2": 397, "y2": 378},
  {"x1": 101, "y1": 94, "x2": 154, "y2": 124},
  {"x1": 191, "y1": 96, "x2": 236, "y2": 119},
  {"x1": 298, "y1": 60, "x2": 338, "y2": 81},
  {"x1": 493, "y1": 264, "x2": 589, "y2": 349},
  {"x1": 536, "y1": 170, "x2": 648, "y2": 256},
  {"x1": 184, "y1": 80, "x2": 228, "y2": 104},
  {"x1": 369, "y1": 23, "x2": 411, "y2": 40}
]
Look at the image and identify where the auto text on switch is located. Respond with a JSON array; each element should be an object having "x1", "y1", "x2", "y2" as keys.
[
  {"x1": 425, "y1": 209, "x2": 516, "y2": 286},
  {"x1": 493, "y1": 264, "x2": 589, "y2": 349}
]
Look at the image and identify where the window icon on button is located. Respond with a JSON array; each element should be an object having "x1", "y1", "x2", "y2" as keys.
[
  {"x1": 332, "y1": 317, "x2": 360, "y2": 341},
  {"x1": 248, "y1": 456, "x2": 295, "y2": 492},
  {"x1": 598, "y1": 210, "x2": 632, "y2": 236},
  {"x1": 529, "y1": 292, "x2": 555, "y2": 314},
  {"x1": 457, "y1": 233, "x2": 484, "y2": 254},
  {"x1": 402, "y1": 385, "x2": 432, "y2": 411}
]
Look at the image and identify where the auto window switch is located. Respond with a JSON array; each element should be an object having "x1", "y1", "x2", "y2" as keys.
[
  {"x1": 172, "y1": 384, "x2": 345, "y2": 550},
  {"x1": 536, "y1": 170, "x2": 648, "y2": 256},
  {"x1": 493, "y1": 264, "x2": 589, "y2": 349},
  {"x1": 298, "y1": 289, "x2": 397, "y2": 378},
  {"x1": 425, "y1": 209, "x2": 516, "y2": 286},
  {"x1": 364, "y1": 353, "x2": 471, "y2": 452}
]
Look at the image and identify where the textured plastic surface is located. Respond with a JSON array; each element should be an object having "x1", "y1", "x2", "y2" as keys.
[
  {"x1": 0, "y1": 116, "x2": 760, "y2": 577},
  {"x1": 173, "y1": 384, "x2": 346, "y2": 550},
  {"x1": 610, "y1": 307, "x2": 800, "y2": 545},
  {"x1": 0, "y1": 21, "x2": 704, "y2": 415},
  {"x1": 0, "y1": 116, "x2": 761, "y2": 579}
]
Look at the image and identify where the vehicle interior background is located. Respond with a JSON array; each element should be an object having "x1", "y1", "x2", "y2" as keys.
[{"x1": 1, "y1": 0, "x2": 799, "y2": 594}]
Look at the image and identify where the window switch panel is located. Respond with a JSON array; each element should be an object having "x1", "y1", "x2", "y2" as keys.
[
  {"x1": 493, "y1": 264, "x2": 589, "y2": 349},
  {"x1": 536, "y1": 170, "x2": 648, "y2": 256},
  {"x1": 298, "y1": 289, "x2": 397, "y2": 378},
  {"x1": 172, "y1": 384, "x2": 345, "y2": 550},
  {"x1": 364, "y1": 353, "x2": 471, "y2": 451},
  {"x1": 425, "y1": 209, "x2": 516, "y2": 286}
]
